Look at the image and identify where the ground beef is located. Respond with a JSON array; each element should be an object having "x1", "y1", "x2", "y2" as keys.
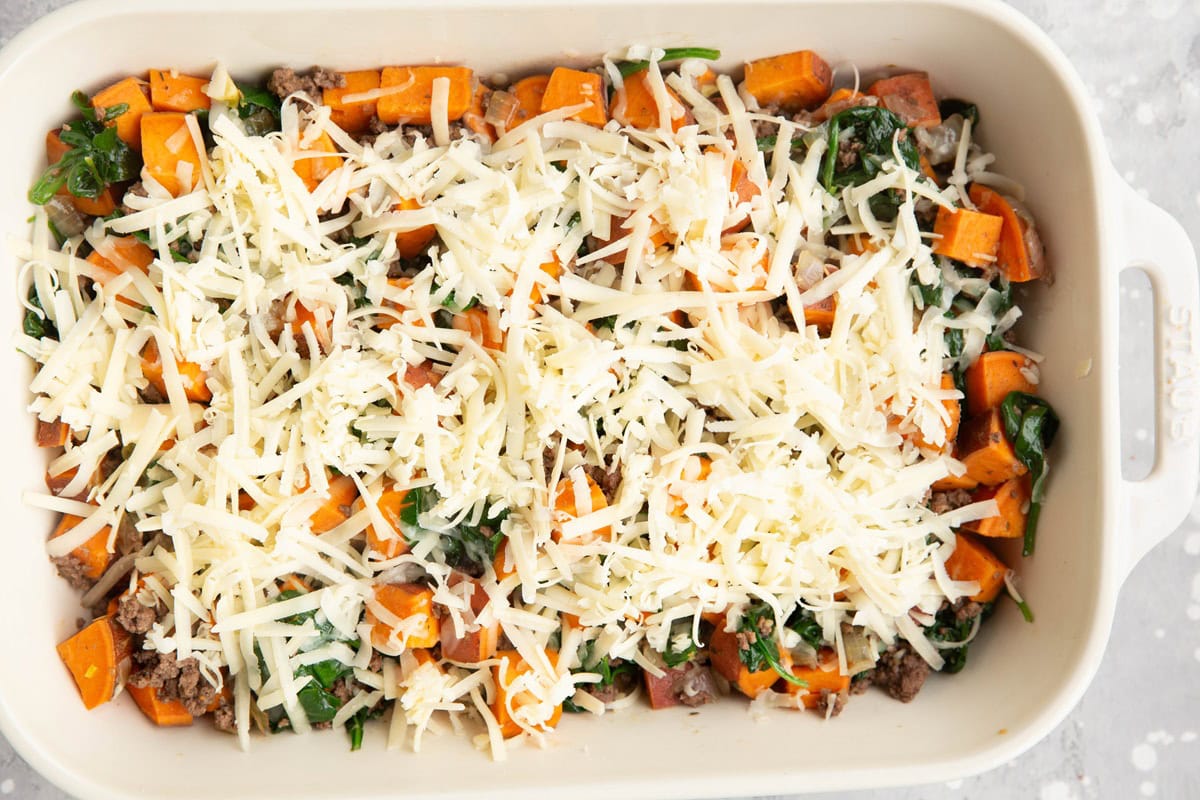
[
  {"x1": 953, "y1": 599, "x2": 984, "y2": 624},
  {"x1": 929, "y1": 488, "x2": 973, "y2": 515},
  {"x1": 583, "y1": 463, "x2": 622, "y2": 502},
  {"x1": 266, "y1": 66, "x2": 345, "y2": 99},
  {"x1": 813, "y1": 688, "x2": 848, "y2": 717},
  {"x1": 542, "y1": 446, "x2": 558, "y2": 478},
  {"x1": 51, "y1": 555, "x2": 93, "y2": 591},
  {"x1": 871, "y1": 643, "x2": 930, "y2": 703},
  {"x1": 129, "y1": 650, "x2": 216, "y2": 717},
  {"x1": 368, "y1": 651, "x2": 384, "y2": 673},
  {"x1": 115, "y1": 593, "x2": 160, "y2": 635},
  {"x1": 836, "y1": 137, "x2": 863, "y2": 171},
  {"x1": 213, "y1": 700, "x2": 236, "y2": 733},
  {"x1": 849, "y1": 671, "x2": 873, "y2": 695},
  {"x1": 138, "y1": 383, "x2": 166, "y2": 404}
]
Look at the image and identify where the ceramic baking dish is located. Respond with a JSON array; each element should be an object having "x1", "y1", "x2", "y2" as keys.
[{"x1": 0, "y1": 0, "x2": 1196, "y2": 797}]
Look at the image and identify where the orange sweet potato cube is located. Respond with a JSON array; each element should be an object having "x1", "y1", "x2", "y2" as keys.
[
  {"x1": 932, "y1": 205, "x2": 1004, "y2": 267},
  {"x1": 541, "y1": 67, "x2": 607, "y2": 127},
  {"x1": 92, "y1": 77, "x2": 153, "y2": 148},
  {"x1": 743, "y1": 50, "x2": 833, "y2": 111},
  {"x1": 377, "y1": 66, "x2": 473, "y2": 125}
]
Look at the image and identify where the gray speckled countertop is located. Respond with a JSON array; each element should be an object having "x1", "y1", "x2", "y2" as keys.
[{"x1": 2, "y1": 1, "x2": 1198, "y2": 799}]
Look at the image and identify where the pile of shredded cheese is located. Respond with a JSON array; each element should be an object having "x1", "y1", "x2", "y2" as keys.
[{"x1": 16, "y1": 50, "x2": 1022, "y2": 756}]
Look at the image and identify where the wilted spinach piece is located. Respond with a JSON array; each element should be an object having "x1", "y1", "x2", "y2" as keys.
[
  {"x1": 820, "y1": 107, "x2": 920, "y2": 222},
  {"x1": 236, "y1": 83, "x2": 281, "y2": 135},
  {"x1": 784, "y1": 607, "x2": 825, "y2": 650},
  {"x1": 738, "y1": 602, "x2": 804, "y2": 687},
  {"x1": 403, "y1": 488, "x2": 509, "y2": 576},
  {"x1": 925, "y1": 603, "x2": 992, "y2": 674},
  {"x1": 617, "y1": 47, "x2": 721, "y2": 79},
  {"x1": 23, "y1": 286, "x2": 57, "y2": 340},
  {"x1": 938, "y1": 98, "x2": 979, "y2": 127},
  {"x1": 662, "y1": 618, "x2": 699, "y2": 667},
  {"x1": 999, "y1": 392, "x2": 1060, "y2": 556},
  {"x1": 29, "y1": 92, "x2": 140, "y2": 205}
]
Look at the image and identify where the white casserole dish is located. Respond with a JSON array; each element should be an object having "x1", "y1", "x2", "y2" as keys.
[{"x1": 0, "y1": 0, "x2": 1196, "y2": 797}]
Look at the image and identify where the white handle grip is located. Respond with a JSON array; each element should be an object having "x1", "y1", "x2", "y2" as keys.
[{"x1": 1112, "y1": 172, "x2": 1200, "y2": 583}]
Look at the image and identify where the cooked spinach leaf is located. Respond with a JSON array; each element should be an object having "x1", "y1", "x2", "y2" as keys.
[
  {"x1": 820, "y1": 107, "x2": 920, "y2": 222},
  {"x1": 29, "y1": 92, "x2": 139, "y2": 205},
  {"x1": 617, "y1": 47, "x2": 721, "y2": 78},
  {"x1": 737, "y1": 602, "x2": 804, "y2": 687},
  {"x1": 999, "y1": 392, "x2": 1060, "y2": 556}
]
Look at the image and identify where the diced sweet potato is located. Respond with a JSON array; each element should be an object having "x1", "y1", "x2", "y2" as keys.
[
  {"x1": 931, "y1": 472, "x2": 979, "y2": 492},
  {"x1": 708, "y1": 623, "x2": 787, "y2": 699},
  {"x1": 965, "y1": 350, "x2": 1038, "y2": 416},
  {"x1": 309, "y1": 474, "x2": 358, "y2": 534},
  {"x1": 491, "y1": 649, "x2": 562, "y2": 738},
  {"x1": 867, "y1": 73, "x2": 941, "y2": 128},
  {"x1": 612, "y1": 69, "x2": 690, "y2": 131},
  {"x1": 511, "y1": 74, "x2": 551, "y2": 125},
  {"x1": 91, "y1": 77, "x2": 153, "y2": 148},
  {"x1": 552, "y1": 472, "x2": 610, "y2": 542},
  {"x1": 743, "y1": 50, "x2": 833, "y2": 111},
  {"x1": 439, "y1": 579, "x2": 499, "y2": 663},
  {"x1": 968, "y1": 184, "x2": 1046, "y2": 282},
  {"x1": 541, "y1": 67, "x2": 607, "y2": 127},
  {"x1": 944, "y1": 532, "x2": 1007, "y2": 602},
  {"x1": 323, "y1": 69, "x2": 381, "y2": 134},
  {"x1": 292, "y1": 130, "x2": 342, "y2": 193},
  {"x1": 36, "y1": 418, "x2": 70, "y2": 448},
  {"x1": 377, "y1": 66, "x2": 473, "y2": 125},
  {"x1": 127, "y1": 684, "x2": 194, "y2": 726},
  {"x1": 87, "y1": 236, "x2": 154, "y2": 306},
  {"x1": 366, "y1": 483, "x2": 412, "y2": 559},
  {"x1": 393, "y1": 196, "x2": 437, "y2": 259},
  {"x1": 291, "y1": 299, "x2": 333, "y2": 355},
  {"x1": 57, "y1": 616, "x2": 131, "y2": 710},
  {"x1": 721, "y1": 152, "x2": 762, "y2": 234},
  {"x1": 140, "y1": 111, "x2": 204, "y2": 196},
  {"x1": 452, "y1": 307, "x2": 505, "y2": 351},
  {"x1": 141, "y1": 338, "x2": 212, "y2": 404},
  {"x1": 932, "y1": 206, "x2": 1004, "y2": 268},
  {"x1": 963, "y1": 476, "x2": 1030, "y2": 539},
  {"x1": 958, "y1": 408, "x2": 1028, "y2": 486},
  {"x1": 368, "y1": 583, "x2": 439, "y2": 650},
  {"x1": 784, "y1": 664, "x2": 851, "y2": 710},
  {"x1": 804, "y1": 295, "x2": 837, "y2": 335},
  {"x1": 51, "y1": 513, "x2": 113, "y2": 581},
  {"x1": 149, "y1": 70, "x2": 212, "y2": 113},
  {"x1": 913, "y1": 373, "x2": 961, "y2": 453}
]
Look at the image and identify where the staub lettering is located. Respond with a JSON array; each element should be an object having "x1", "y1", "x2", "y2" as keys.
[{"x1": 1166, "y1": 305, "x2": 1199, "y2": 440}]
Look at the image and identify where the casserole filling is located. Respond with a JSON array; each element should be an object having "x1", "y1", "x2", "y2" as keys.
[{"x1": 19, "y1": 48, "x2": 1056, "y2": 754}]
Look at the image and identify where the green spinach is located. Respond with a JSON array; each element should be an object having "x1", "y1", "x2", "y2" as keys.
[
  {"x1": 738, "y1": 602, "x2": 804, "y2": 687},
  {"x1": 23, "y1": 286, "x2": 57, "y2": 340},
  {"x1": 29, "y1": 92, "x2": 140, "y2": 205},
  {"x1": 236, "y1": 83, "x2": 281, "y2": 135},
  {"x1": 662, "y1": 619, "x2": 699, "y2": 667},
  {"x1": 999, "y1": 392, "x2": 1060, "y2": 556},
  {"x1": 617, "y1": 47, "x2": 721, "y2": 79},
  {"x1": 937, "y1": 98, "x2": 980, "y2": 127},
  {"x1": 820, "y1": 107, "x2": 920, "y2": 222},
  {"x1": 784, "y1": 607, "x2": 825, "y2": 650}
]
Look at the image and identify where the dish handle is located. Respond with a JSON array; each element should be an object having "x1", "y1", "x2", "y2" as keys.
[{"x1": 1112, "y1": 173, "x2": 1200, "y2": 585}]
